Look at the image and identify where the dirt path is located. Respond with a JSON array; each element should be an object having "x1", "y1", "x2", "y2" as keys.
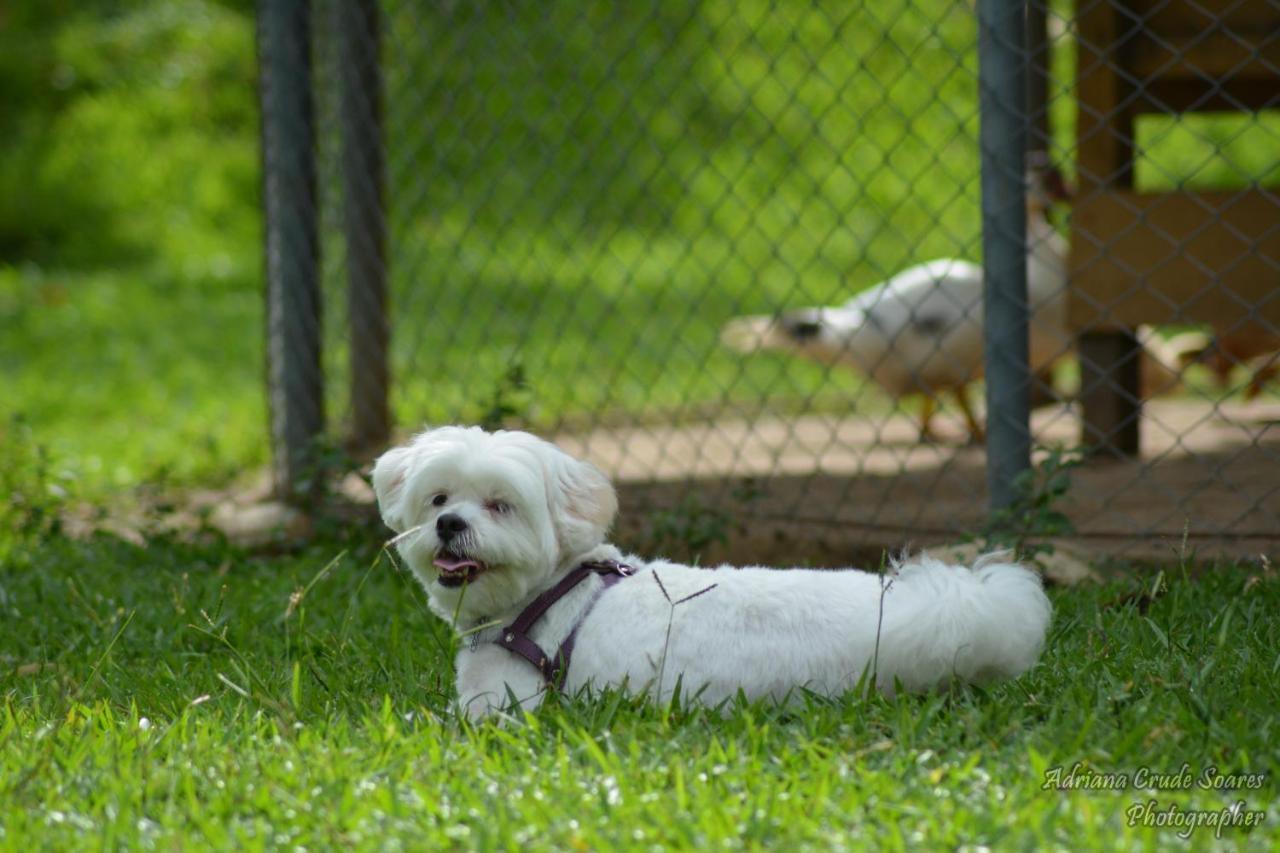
[{"x1": 557, "y1": 399, "x2": 1280, "y2": 563}]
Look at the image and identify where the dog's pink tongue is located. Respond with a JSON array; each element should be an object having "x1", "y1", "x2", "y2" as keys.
[{"x1": 434, "y1": 555, "x2": 481, "y2": 572}]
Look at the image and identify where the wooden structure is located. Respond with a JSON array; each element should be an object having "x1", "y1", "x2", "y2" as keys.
[{"x1": 1068, "y1": 0, "x2": 1280, "y2": 456}]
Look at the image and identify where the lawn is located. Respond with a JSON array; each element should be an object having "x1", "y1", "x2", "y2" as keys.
[{"x1": 2, "y1": 527, "x2": 1277, "y2": 848}]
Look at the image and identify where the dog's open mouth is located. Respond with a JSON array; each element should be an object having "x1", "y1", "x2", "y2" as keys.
[{"x1": 433, "y1": 551, "x2": 487, "y2": 587}]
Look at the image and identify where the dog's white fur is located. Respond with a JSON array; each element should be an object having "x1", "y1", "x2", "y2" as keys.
[{"x1": 373, "y1": 426, "x2": 1052, "y2": 720}]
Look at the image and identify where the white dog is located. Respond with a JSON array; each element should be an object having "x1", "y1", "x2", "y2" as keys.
[{"x1": 373, "y1": 426, "x2": 1052, "y2": 721}]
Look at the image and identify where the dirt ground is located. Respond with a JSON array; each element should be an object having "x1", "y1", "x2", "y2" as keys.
[{"x1": 556, "y1": 399, "x2": 1280, "y2": 565}]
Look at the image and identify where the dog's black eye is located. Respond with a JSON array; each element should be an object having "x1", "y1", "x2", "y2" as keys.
[
  {"x1": 485, "y1": 499, "x2": 511, "y2": 514},
  {"x1": 432, "y1": 493, "x2": 448, "y2": 507}
]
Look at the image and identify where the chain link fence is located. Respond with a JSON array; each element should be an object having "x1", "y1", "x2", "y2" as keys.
[{"x1": 261, "y1": 0, "x2": 1280, "y2": 561}]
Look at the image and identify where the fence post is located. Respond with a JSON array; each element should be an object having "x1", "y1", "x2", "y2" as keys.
[
  {"x1": 978, "y1": 0, "x2": 1031, "y2": 513},
  {"x1": 259, "y1": 0, "x2": 324, "y2": 500},
  {"x1": 1026, "y1": 0, "x2": 1050, "y2": 155},
  {"x1": 337, "y1": 0, "x2": 390, "y2": 454}
]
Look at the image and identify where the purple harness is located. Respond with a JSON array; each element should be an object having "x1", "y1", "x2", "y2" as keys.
[{"x1": 494, "y1": 559, "x2": 634, "y2": 689}]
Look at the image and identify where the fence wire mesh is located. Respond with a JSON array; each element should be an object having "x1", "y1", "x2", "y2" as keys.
[{"x1": 276, "y1": 0, "x2": 1280, "y2": 560}]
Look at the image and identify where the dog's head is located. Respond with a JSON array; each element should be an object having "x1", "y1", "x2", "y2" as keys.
[{"x1": 372, "y1": 426, "x2": 617, "y2": 623}]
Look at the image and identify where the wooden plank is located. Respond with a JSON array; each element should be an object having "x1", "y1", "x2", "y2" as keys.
[
  {"x1": 1129, "y1": 32, "x2": 1280, "y2": 85},
  {"x1": 1137, "y1": 78, "x2": 1279, "y2": 113},
  {"x1": 1111, "y1": 0, "x2": 1280, "y2": 111},
  {"x1": 1079, "y1": 331, "x2": 1143, "y2": 458},
  {"x1": 1133, "y1": 0, "x2": 1280, "y2": 34},
  {"x1": 1068, "y1": 189, "x2": 1280, "y2": 330},
  {"x1": 1075, "y1": 0, "x2": 1133, "y2": 191}
]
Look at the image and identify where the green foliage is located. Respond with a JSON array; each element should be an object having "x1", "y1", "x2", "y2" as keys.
[
  {"x1": 983, "y1": 445, "x2": 1083, "y2": 559},
  {"x1": 0, "y1": 0, "x2": 263, "y2": 494},
  {"x1": 0, "y1": 0, "x2": 259, "y2": 268},
  {"x1": 0, "y1": 416, "x2": 69, "y2": 561},
  {"x1": 474, "y1": 361, "x2": 532, "y2": 432},
  {"x1": 642, "y1": 494, "x2": 738, "y2": 560},
  {"x1": 1, "y1": 534, "x2": 1277, "y2": 846},
  {"x1": 641, "y1": 481, "x2": 762, "y2": 561}
]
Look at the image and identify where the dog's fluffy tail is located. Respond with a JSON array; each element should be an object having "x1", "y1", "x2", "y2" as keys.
[{"x1": 873, "y1": 552, "x2": 1052, "y2": 693}]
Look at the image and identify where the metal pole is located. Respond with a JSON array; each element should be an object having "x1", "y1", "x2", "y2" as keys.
[
  {"x1": 337, "y1": 0, "x2": 390, "y2": 454},
  {"x1": 978, "y1": 0, "x2": 1030, "y2": 512},
  {"x1": 1026, "y1": 0, "x2": 1050, "y2": 156},
  {"x1": 259, "y1": 0, "x2": 324, "y2": 500}
]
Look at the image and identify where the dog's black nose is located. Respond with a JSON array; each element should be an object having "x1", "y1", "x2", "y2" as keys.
[
  {"x1": 781, "y1": 315, "x2": 823, "y2": 341},
  {"x1": 436, "y1": 513, "x2": 468, "y2": 541}
]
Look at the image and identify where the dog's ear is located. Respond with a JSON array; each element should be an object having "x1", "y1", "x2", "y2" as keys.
[
  {"x1": 550, "y1": 452, "x2": 618, "y2": 555},
  {"x1": 371, "y1": 444, "x2": 415, "y2": 532}
]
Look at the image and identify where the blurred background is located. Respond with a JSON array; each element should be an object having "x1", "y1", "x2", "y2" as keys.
[
  {"x1": 3, "y1": 0, "x2": 1278, "y2": 562},
  {"x1": 2, "y1": 0, "x2": 263, "y2": 490}
]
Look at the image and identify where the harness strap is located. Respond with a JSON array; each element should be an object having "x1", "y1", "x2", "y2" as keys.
[{"x1": 494, "y1": 559, "x2": 633, "y2": 688}]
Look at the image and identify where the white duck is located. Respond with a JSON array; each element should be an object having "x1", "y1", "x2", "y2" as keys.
[{"x1": 722, "y1": 164, "x2": 1071, "y2": 443}]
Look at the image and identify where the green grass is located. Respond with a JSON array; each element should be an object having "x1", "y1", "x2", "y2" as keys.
[
  {"x1": 0, "y1": 265, "x2": 266, "y2": 490},
  {"x1": 2, "y1": 531, "x2": 1277, "y2": 848}
]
